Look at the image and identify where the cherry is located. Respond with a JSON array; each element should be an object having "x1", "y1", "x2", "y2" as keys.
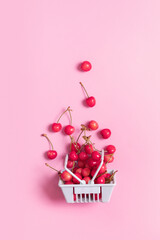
[
  {"x1": 73, "y1": 193, "x2": 76, "y2": 201},
  {"x1": 104, "y1": 154, "x2": 114, "y2": 163},
  {"x1": 81, "y1": 61, "x2": 92, "y2": 71},
  {"x1": 82, "y1": 168, "x2": 90, "y2": 177},
  {"x1": 79, "y1": 82, "x2": 96, "y2": 107},
  {"x1": 52, "y1": 123, "x2": 62, "y2": 132},
  {"x1": 64, "y1": 125, "x2": 75, "y2": 135},
  {"x1": 105, "y1": 173, "x2": 111, "y2": 179},
  {"x1": 86, "y1": 96, "x2": 96, "y2": 107},
  {"x1": 88, "y1": 158, "x2": 100, "y2": 168},
  {"x1": 69, "y1": 151, "x2": 78, "y2": 161},
  {"x1": 75, "y1": 168, "x2": 83, "y2": 175},
  {"x1": 106, "y1": 145, "x2": 116, "y2": 154},
  {"x1": 100, "y1": 128, "x2": 111, "y2": 139},
  {"x1": 72, "y1": 173, "x2": 82, "y2": 184},
  {"x1": 91, "y1": 168, "x2": 97, "y2": 177},
  {"x1": 95, "y1": 176, "x2": 105, "y2": 184},
  {"x1": 71, "y1": 142, "x2": 81, "y2": 152},
  {"x1": 95, "y1": 193, "x2": 102, "y2": 200},
  {"x1": 78, "y1": 160, "x2": 85, "y2": 168},
  {"x1": 64, "y1": 107, "x2": 75, "y2": 135},
  {"x1": 61, "y1": 170, "x2": 72, "y2": 182},
  {"x1": 42, "y1": 134, "x2": 57, "y2": 160},
  {"x1": 73, "y1": 167, "x2": 78, "y2": 173},
  {"x1": 47, "y1": 150, "x2": 57, "y2": 159},
  {"x1": 79, "y1": 152, "x2": 88, "y2": 161},
  {"x1": 98, "y1": 163, "x2": 106, "y2": 174},
  {"x1": 84, "y1": 144, "x2": 93, "y2": 154},
  {"x1": 67, "y1": 160, "x2": 74, "y2": 168},
  {"x1": 91, "y1": 151, "x2": 101, "y2": 161},
  {"x1": 52, "y1": 106, "x2": 70, "y2": 132},
  {"x1": 83, "y1": 176, "x2": 91, "y2": 184},
  {"x1": 88, "y1": 120, "x2": 99, "y2": 130},
  {"x1": 65, "y1": 181, "x2": 74, "y2": 184}
]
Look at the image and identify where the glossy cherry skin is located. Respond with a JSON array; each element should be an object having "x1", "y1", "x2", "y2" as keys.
[
  {"x1": 69, "y1": 151, "x2": 78, "y2": 161},
  {"x1": 83, "y1": 176, "x2": 91, "y2": 184},
  {"x1": 64, "y1": 125, "x2": 75, "y2": 135},
  {"x1": 71, "y1": 142, "x2": 81, "y2": 152},
  {"x1": 88, "y1": 158, "x2": 100, "y2": 168},
  {"x1": 105, "y1": 173, "x2": 111, "y2": 179},
  {"x1": 72, "y1": 173, "x2": 82, "y2": 184},
  {"x1": 88, "y1": 120, "x2": 99, "y2": 130},
  {"x1": 95, "y1": 176, "x2": 105, "y2": 184},
  {"x1": 91, "y1": 168, "x2": 97, "y2": 177},
  {"x1": 106, "y1": 145, "x2": 116, "y2": 154},
  {"x1": 78, "y1": 160, "x2": 85, "y2": 168},
  {"x1": 79, "y1": 151, "x2": 88, "y2": 161},
  {"x1": 75, "y1": 168, "x2": 83, "y2": 175},
  {"x1": 104, "y1": 154, "x2": 114, "y2": 163},
  {"x1": 86, "y1": 96, "x2": 96, "y2": 107},
  {"x1": 52, "y1": 123, "x2": 62, "y2": 132},
  {"x1": 100, "y1": 129, "x2": 111, "y2": 139},
  {"x1": 67, "y1": 160, "x2": 74, "y2": 168},
  {"x1": 91, "y1": 151, "x2": 101, "y2": 161},
  {"x1": 61, "y1": 171, "x2": 72, "y2": 182},
  {"x1": 98, "y1": 163, "x2": 106, "y2": 174},
  {"x1": 47, "y1": 150, "x2": 57, "y2": 159},
  {"x1": 84, "y1": 144, "x2": 94, "y2": 154},
  {"x1": 82, "y1": 168, "x2": 90, "y2": 177},
  {"x1": 81, "y1": 61, "x2": 92, "y2": 71}
]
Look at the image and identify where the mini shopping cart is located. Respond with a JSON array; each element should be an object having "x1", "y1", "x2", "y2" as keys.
[{"x1": 58, "y1": 150, "x2": 116, "y2": 203}]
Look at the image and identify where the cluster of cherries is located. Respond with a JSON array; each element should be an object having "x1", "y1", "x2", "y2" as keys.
[{"x1": 42, "y1": 61, "x2": 117, "y2": 186}]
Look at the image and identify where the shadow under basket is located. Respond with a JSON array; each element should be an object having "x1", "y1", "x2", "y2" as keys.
[{"x1": 58, "y1": 169, "x2": 116, "y2": 203}]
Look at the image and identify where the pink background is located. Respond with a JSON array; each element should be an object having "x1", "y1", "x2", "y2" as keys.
[{"x1": 0, "y1": 0, "x2": 160, "y2": 239}]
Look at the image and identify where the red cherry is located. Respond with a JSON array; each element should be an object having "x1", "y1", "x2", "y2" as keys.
[
  {"x1": 91, "y1": 151, "x2": 101, "y2": 161},
  {"x1": 79, "y1": 82, "x2": 96, "y2": 107},
  {"x1": 95, "y1": 176, "x2": 105, "y2": 184},
  {"x1": 42, "y1": 134, "x2": 57, "y2": 160},
  {"x1": 73, "y1": 167, "x2": 78, "y2": 173},
  {"x1": 88, "y1": 158, "x2": 100, "y2": 168},
  {"x1": 71, "y1": 142, "x2": 81, "y2": 152},
  {"x1": 79, "y1": 152, "x2": 88, "y2": 161},
  {"x1": 52, "y1": 123, "x2": 62, "y2": 132},
  {"x1": 106, "y1": 145, "x2": 116, "y2": 154},
  {"x1": 47, "y1": 150, "x2": 57, "y2": 159},
  {"x1": 73, "y1": 193, "x2": 76, "y2": 201},
  {"x1": 104, "y1": 154, "x2": 114, "y2": 163},
  {"x1": 67, "y1": 160, "x2": 74, "y2": 168},
  {"x1": 91, "y1": 168, "x2": 97, "y2": 177},
  {"x1": 100, "y1": 129, "x2": 111, "y2": 139},
  {"x1": 86, "y1": 96, "x2": 96, "y2": 107},
  {"x1": 75, "y1": 168, "x2": 83, "y2": 175},
  {"x1": 83, "y1": 176, "x2": 91, "y2": 184},
  {"x1": 65, "y1": 181, "x2": 73, "y2": 184},
  {"x1": 81, "y1": 61, "x2": 92, "y2": 71},
  {"x1": 88, "y1": 120, "x2": 99, "y2": 130},
  {"x1": 72, "y1": 173, "x2": 82, "y2": 184},
  {"x1": 64, "y1": 125, "x2": 75, "y2": 135},
  {"x1": 98, "y1": 163, "x2": 106, "y2": 174},
  {"x1": 84, "y1": 144, "x2": 93, "y2": 154},
  {"x1": 61, "y1": 171, "x2": 72, "y2": 182},
  {"x1": 82, "y1": 168, "x2": 90, "y2": 177},
  {"x1": 69, "y1": 151, "x2": 78, "y2": 161},
  {"x1": 105, "y1": 173, "x2": 111, "y2": 179},
  {"x1": 78, "y1": 160, "x2": 85, "y2": 168}
]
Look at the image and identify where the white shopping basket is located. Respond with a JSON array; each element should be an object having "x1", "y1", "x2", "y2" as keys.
[{"x1": 58, "y1": 150, "x2": 116, "y2": 203}]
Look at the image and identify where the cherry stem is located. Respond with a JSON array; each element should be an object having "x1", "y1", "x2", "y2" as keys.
[
  {"x1": 68, "y1": 108, "x2": 73, "y2": 125},
  {"x1": 57, "y1": 106, "x2": 70, "y2": 123},
  {"x1": 105, "y1": 154, "x2": 114, "y2": 165},
  {"x1": 110, "y1": 170, "x2": 118, "y2": 181},
  {"x1": 42, "y1": 134, "x2": 54, "y2": 150},
  {"x1": 79, "y1": 82, "x2": 89, "y2": 98},
  {"x1": 45, "y1": 163, "x2": 60, "y2": 173},
  {"x1": 76, "y1": 130, "x2": 84, "y2": 143}
]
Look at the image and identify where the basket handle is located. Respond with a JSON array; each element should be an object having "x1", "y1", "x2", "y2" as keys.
[
  {"x1": 90, "y1": 149, "x2": 104, "y2": 184},
  {"x1": 64, "y1": 154, "x2": 86, "y2": 185}
]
